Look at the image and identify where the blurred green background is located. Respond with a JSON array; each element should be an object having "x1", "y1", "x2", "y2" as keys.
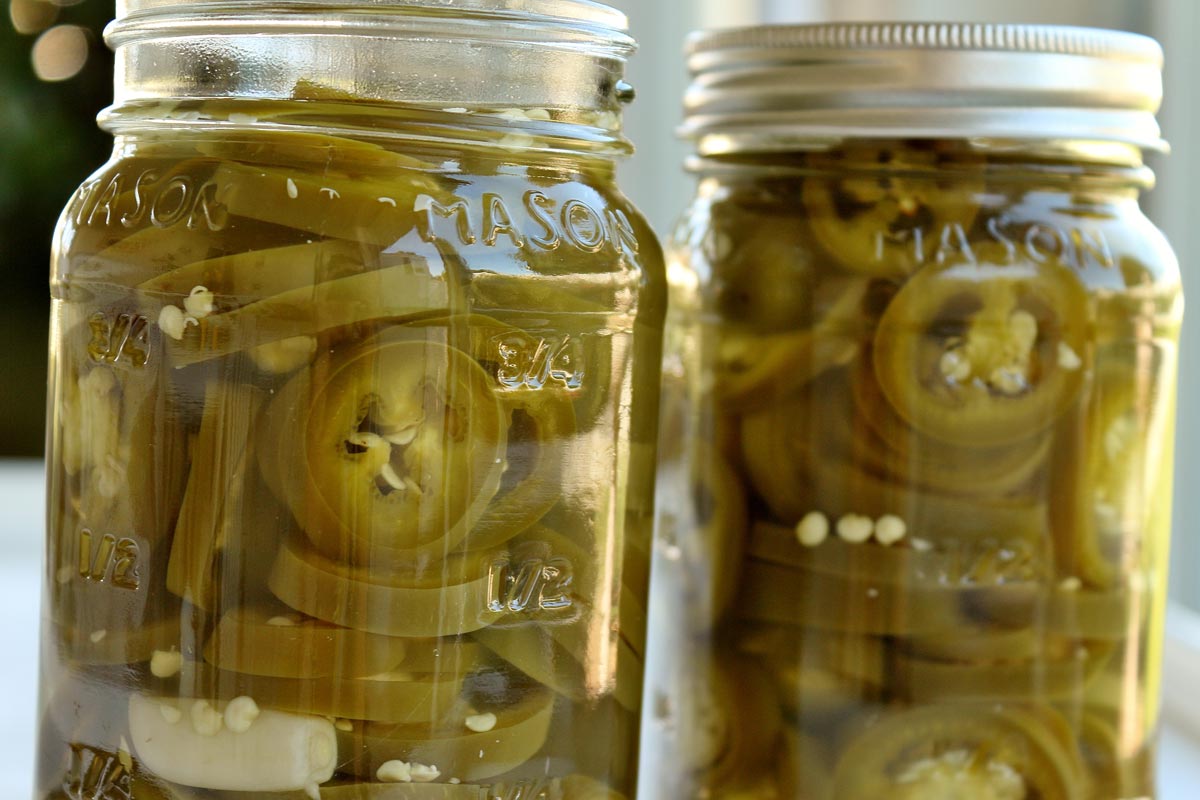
[{"x1": 2, "y1": 0, "x2": 113, "y2": 455}]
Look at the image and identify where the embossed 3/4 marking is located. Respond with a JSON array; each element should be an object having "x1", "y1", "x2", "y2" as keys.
[
  {"x1": 494, "y1": 334, "x2": 585, "y2": 391},
  {"x1": 62, "y1": 745, "x2": 132, "y2": 800},
  {"x1": 88, "y1": 312, "x2": 150, "y2": 367},
  {"x1": 77, "y1": 529, "x2": 141, "y2": 591},
  {"x1": 487, "y1": 556, "x2": 574, "y2": 613}
]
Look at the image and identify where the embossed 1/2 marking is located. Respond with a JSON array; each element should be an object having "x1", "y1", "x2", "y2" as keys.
[
  {"x1": 494, "y1": 333, "x2": 585, "y2": 391},
  {"x1": 88, "y1": 312, "x2": 150, "y2": 367},
  {"x1": 486, "y1": 556, "x2": 574, "y2": 613},
  {"x1": 62, "y1": 744, "x2": 132, "y2": 800},
  {"x1": 77, "y1": 529, "x2": 141, "y2": 591}
]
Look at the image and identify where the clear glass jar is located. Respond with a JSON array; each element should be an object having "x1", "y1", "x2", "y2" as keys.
[
  {"x1": 37, "y1": 3, "x2": 665, "y2": 798},
  {"x1": 643, "y1": 23, "x2": 1184, "y2": 800}
]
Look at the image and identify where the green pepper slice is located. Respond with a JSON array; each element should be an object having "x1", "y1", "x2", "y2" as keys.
[
  {"x1": 851, "y1": 357, "x2": 1050, "y2": 497},
  {"x1": 203, "y1": 600, "x2": 410, "y2": 680},
  {"x1": 740, "y1": 377, "x2": 1049, "y2": 542},
  {"x1": 832, "y1": 704, "x2": 1087, "y2": 800},
  {"x1": 51, "y1": 309, "x2": 190, "y2": 663},
  {"x1": 472, "y1": 624, "x2": 643, "y2": 713},
  {"x1": 737, "y1": 559, "x2": 1005, "y2": 637},
  {"x1": 714, "y1": 277, "x2": 868, "y2": 410},
  {"x1": 335, "y1": 688, "x2": 555, "y2": 783},
  {"x1": 1050, "y1": 345, "x2": 1177, "y2": 589},
  {"x1": 703, "y1": 205, "x2": 827, "y2": 331},
  {"x1": 471, "y1": 525, "x2": 644, "y2": 712},
  {"x1": 736, "y1": 625, "x2": 886, "y2": 724},
  {"x1": 417, "y1": 313, "x2": 581, "y2": 550},
  {"x1": 747, "y1": 522, "x2": 1044, "y2": 590},
  {"x1": 213, "y1": 783, "x2": 486, "y2": 799},
  {"x1": 894, "y1": 643, "x2": 1113, "y2": 703},
  {"x1": 167, "y1": 380, "x2": 269, "y2": 611},
  {"x1": 260, "y1": 333, "x2": 507, "y2": 565},
  {"x1": 140, "y1": 242, "x2": 456, "y2": 369},
  {"x1": 175, "y1": 662, "x2": 469, "y2": 724},
  {"x1": 802, "y1": 141, "x2": 982, "y2": 279},
  {"x1": 268, "y1": 534, "x2": 501, "y2": 638},
  {"x1": 1077, "y1": 710, "x2": 1154, "y2": 798},
  {"x1": 211, "y1": 159, "x2": 440, "y2": 248},
  {"x1": 873, "y1": 246, "x2": 1089, "y2": 447},
  {"x1": 195, "y1": 129, "x2": 435, "y2": 177}
]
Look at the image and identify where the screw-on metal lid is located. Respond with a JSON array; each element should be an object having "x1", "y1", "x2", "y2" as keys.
[{"x1": 682, "y1": 22, "x2": 1167, "y2": 154}]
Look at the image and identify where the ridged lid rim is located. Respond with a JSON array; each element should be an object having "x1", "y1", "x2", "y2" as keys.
[
  {"x1": 687, "y1": 22, "x2": 1162, "y2": 65},
  {"x1": 682, "y1": 22, "x2": 1167, "y2": 154}
]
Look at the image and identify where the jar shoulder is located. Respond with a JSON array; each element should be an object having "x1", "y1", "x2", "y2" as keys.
[
  {"x1": 668, "y1": 177, "x2": 1182, "y2": 301},
  {"x1": 52, "y1": 137, "x2": 665, "y2": 318}
]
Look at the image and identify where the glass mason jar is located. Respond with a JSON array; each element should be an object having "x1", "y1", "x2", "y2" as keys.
[
  {"x1": 38, "y1": 2, "x2": 665, "y2": 798},
  {"x1": 642, "y1": 23, "x2": 1184, "y2": 800}
]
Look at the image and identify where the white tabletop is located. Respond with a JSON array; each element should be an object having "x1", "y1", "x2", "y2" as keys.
[{"x1": 3, "y1": 460, "x2": 1198, "y2": 798}]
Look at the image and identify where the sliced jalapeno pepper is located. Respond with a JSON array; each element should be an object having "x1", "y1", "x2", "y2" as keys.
[
  {"x1": 740, "y1": 373, "x2": 1049, "y2": 543},
  {"x1": 472, "y1": 624, "x2": 643, "y2": 713},
  {"x1": 52, "y1": 310, "x2": 190, "y2": 662},
  {"x1": 703, "y1": 206, "x2": 825, "y2": 331},
  {"x1": 873, "y1": 246, "x2": 1089, "y2": 447},
  {"x1": 168, "y1": 380, "x2": 268, "y2": 611},
  {"x1": 560, "y1": 774, "x2": 628, "y2": 800},
  {"x1": 736, "y1": 625, "x2": 886, "y2": 724},
  {"x1": 894, "y1": 643, "x2": 1113, "y2": 703},
  {"x1": 714, "y1": 277, "x2": 868, "y2": 410},
  {"x1": 335, "y1": 688, "x2": 555, "y2": 783},
  {"x1": 214, "y1": 784, "x2": 486, "y2": 799},
  {"x1": 54, "y1": 615, "x2": 188, "y2": 668},
  {"x1": 261, "y1": 333, "x2": 507, "y2": 565},
  {"x1": 748, "y1": 522, "x2": 1045, "y2": 590},
  {"x1": 195, "y1": 130, "x2": 435, "y2": 178},
  {"x1": 176, "y1": 662, "x2": 469, "y2": 724},
  {"x1": 1050, "y1": 345, "x2": 1176, "y2": 589},
  {"x1": 423, "y1": 314, "x2": 581, "y2": 550},
  {"x1": 203, "y1": 600, "x2": 409, "y2": 680},
  {"x1": 211, "y1": 160, "x2": 441, "y2": 248},
  {"x1": 851, "y1": 356, "x2": 1050, "y2": 497},
  {"x1": 142, "y1": 244, "x2": 455, "y2": 369},
  {"x1": 1077, "y1": 710, "x2": 1153, "y2": 798},
  {"x1": 738, "y1": 559, "x2": 991, "y2": 637},
  {"x1": 268, "y1": 534, "x2": 501, "y2": 638},
  {"x1": 832, "y1": 704, "x2": 1087, "y2": 800},
  {"x1": 802, "y1": 141, "x2": 982, "y2": 279}
]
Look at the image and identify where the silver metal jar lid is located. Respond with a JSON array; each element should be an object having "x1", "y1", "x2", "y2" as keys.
[{"x1": 682, "y1": 22, "x2": 1167, "y2": 155}]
